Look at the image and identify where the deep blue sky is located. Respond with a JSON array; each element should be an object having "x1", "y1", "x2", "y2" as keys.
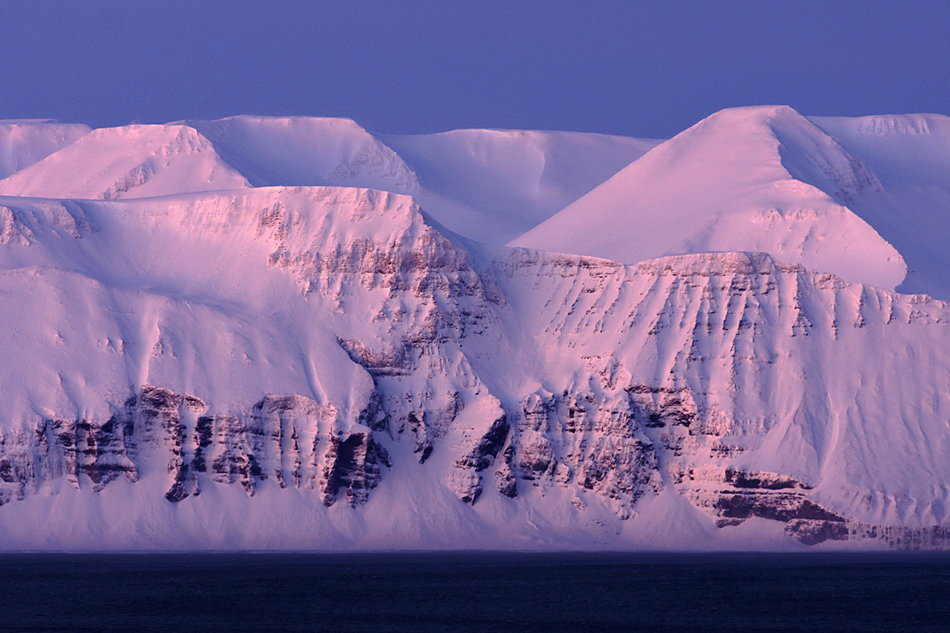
[{"x1": 1, "y1": 1, "x2": 948, "y2": 138}]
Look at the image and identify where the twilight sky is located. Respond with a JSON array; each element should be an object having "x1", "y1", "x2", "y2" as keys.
[{"x1": 1, "y1": 1, "x2": 948, "y2": 138}]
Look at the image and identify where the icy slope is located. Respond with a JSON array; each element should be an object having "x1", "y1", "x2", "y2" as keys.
[
  {"x1": 0, "y1": 184, "x2": 949, "y2": 550},
  {"x1": 0, "y1": 124, "x2": 251, "y2": 200},
  {"x1": 511, "y1": 106, "x2": 909, "y2": 293},
  {"x1": 0, "y1": 120, "x2": 90, "y2": 180}
]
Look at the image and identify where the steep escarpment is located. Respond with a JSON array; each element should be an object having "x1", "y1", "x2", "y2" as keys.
[
  {"x1": 496, "y1": 249, "x2": 950, "y2": 545},
  {"x1": 508, "y1": 389, "x2": 663, "y2": 519},
  {"x1": 0, "y1": 180, "x2": 948, "y2": 550},
  {"x1": 0, "y1": 187, "x2": 517, "y2": 538}
]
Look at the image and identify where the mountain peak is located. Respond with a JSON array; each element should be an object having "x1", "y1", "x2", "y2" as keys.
[
  {"x1": 510, "y1": 105, "x2": 907, "y2": 294},
  {"x1": 0, "y1": 123, "x2": 250, "y2": 200}
]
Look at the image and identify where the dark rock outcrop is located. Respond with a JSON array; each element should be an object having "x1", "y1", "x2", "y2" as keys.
[
  {"x1": 321, "y1": 431, "x2": 390, "y2": 507},
  {"x1": 451, "y1": 412, "x2": 510, "y2": 505}
]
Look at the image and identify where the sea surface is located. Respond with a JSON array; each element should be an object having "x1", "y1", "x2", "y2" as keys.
[{"x1": 0, "y1": 551, "x2": 948, "y2": 632}]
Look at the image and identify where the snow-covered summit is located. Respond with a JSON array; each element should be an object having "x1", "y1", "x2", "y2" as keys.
[
  {"x1": 0, "y1": 124, "x2": 250, "y2": 200},
  {"x1": 511, "y1": 105, "x2": 915, "y2": 294}
]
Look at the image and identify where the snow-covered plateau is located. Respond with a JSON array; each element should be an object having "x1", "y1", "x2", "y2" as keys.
[{"x1": 0, "y1": 107, "x2": 948, "y2": 551}]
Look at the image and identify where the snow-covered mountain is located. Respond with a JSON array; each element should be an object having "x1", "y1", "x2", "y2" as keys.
[
  {"x1": 0, "y1": 116, "x2": 655, "y2": 245},
  {"x1": 0, "y1": 107, "x2": 948, "y2": 551}
]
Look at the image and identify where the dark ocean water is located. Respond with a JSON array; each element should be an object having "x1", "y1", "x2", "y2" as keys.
[{"x1": 0, "y1": 551, "x2": 948, "y2": 633}]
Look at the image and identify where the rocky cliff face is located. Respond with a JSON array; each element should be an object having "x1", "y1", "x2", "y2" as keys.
[
  {"x1": 494, "y1": 248, "x2": 950, "y2": 545},
  {"x1": 0, "y1": 185, "x2": 948, "y2": 550},
  {"x1": 0, "y1": 386, "x2": 390, "y2": 510}
]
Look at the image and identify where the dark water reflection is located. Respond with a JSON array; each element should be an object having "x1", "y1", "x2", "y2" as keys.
[{"x1": 0, "y1": 551, "x2": 948, "y2": 632}]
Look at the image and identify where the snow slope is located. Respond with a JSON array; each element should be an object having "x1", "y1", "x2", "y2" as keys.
[
  {"x1": 0, "y1": 120, "x2": 90, "y2": 180},
  {"x1": 381, "y1": 129, "x2": 660, "y2": 244},
  {"x1": 0, "y1": 124, "x2": 250, "y2": 200},
  {"x1": 182, "y1": 115, "x2": 422, "y2": 194},
  {"x1": 511, "y1": 106, "x2": 916, "y2": 295},
  {"x1": 809, "y1": 114, "x2": 950, "y2": 298}
]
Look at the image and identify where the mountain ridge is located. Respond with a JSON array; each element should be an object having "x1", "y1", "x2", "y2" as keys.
[{"x1": 0, "y1": 107, "x2": 948, "y2": 550}]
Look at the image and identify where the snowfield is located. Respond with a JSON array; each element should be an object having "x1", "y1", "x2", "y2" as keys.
[{"x1": 0, "y1": 106, "x2": 948, "y2": 550}]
